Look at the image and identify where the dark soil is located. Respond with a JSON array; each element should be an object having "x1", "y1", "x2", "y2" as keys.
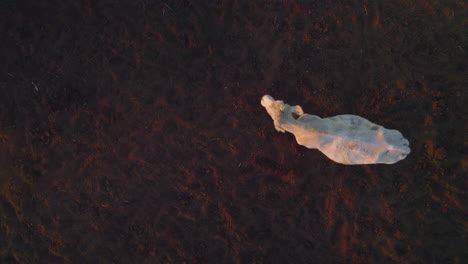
[{"x1": 0, "y1": 0, "x2": 466, "y2": 263}]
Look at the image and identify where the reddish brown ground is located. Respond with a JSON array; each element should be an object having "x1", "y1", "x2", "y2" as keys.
[{"x1": 0, "y1": 1, "x2": 465, "y2": 263}]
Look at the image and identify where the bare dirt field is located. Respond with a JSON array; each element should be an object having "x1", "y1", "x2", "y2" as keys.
[{"x1": 1, "y1": 1, "x2": 465, "y2": 263}]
